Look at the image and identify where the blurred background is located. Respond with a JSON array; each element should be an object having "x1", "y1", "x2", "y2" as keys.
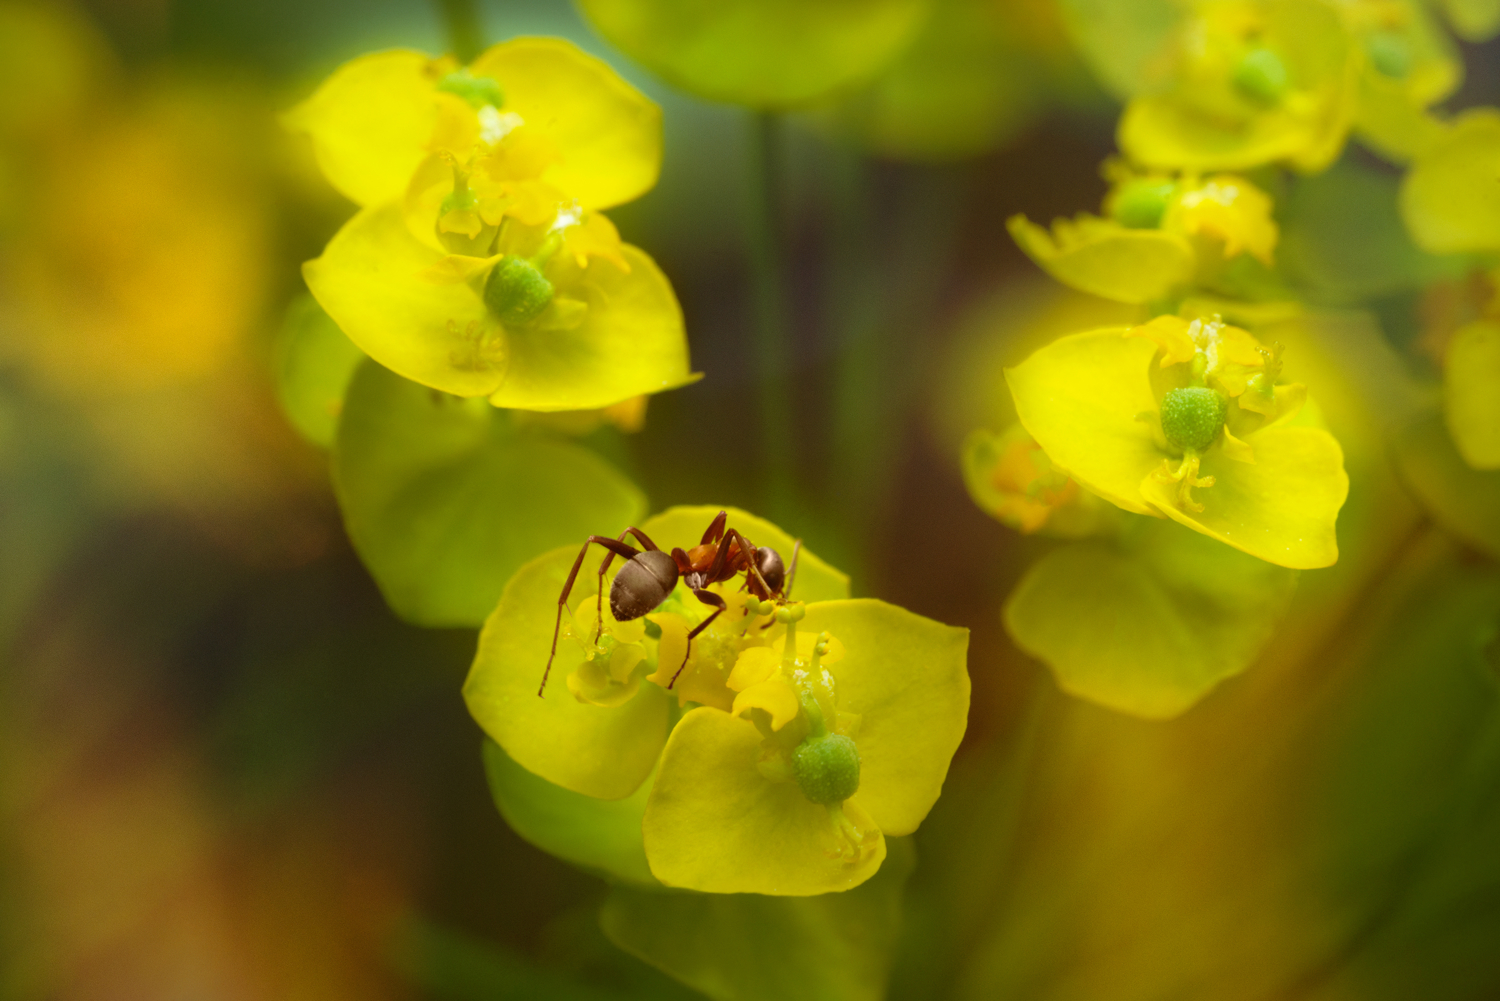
[{"x1": 3, "y1": 1, "x2": 1500, "y2": 999}]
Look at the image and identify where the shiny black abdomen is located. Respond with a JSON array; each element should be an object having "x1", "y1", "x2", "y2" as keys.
[{"x1": 609, "y1": 549, "x2": 679, "y2": 621}]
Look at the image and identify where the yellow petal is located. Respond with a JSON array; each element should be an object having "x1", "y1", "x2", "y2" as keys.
[
  {"x1": 732, "y1": 676, "x2": 802, "y2": 731},
  {"x1": 1139, "y1": 425, "x2": 1348, "y2": 569},
  {"x1": 1444, "y1": 319, "x2": 1500, "y2": 469},
  {"x1": 304, "y1": 201, "x2": 507, "y2": 397},
  {"x1": 643, "y1": 707, "x2": 887, "y2": 895},
  {"x1": 1005, "y1": 329, "x2": 1164, "y2": 516},
  {"x1": 1401, "y1": 108, "x2": 1500, "y2": 254},
  {"x1": 283, "y1": 50, "x2": 439, "y2": 206},
  {"x1": 1008, "y1": 214, "x2": 1195, "y2": 304},
  {"x1": 1127, "y1": 315, "x2": 1197, "y2": 367},
  {"x1": 797, "y1": 600, "x2": 970, "y2": 836},
  {"x1": 463, "y1": 547, "x2": 670, "y2": 801},
  {"x1": 487, "y1": 242, "x2": 699, "y2": 411},
  {"x1": 418, "y1": 253, "x2": 502, "y2": 283},
  {"x1": 470, "y1": 38, "x2": 661, "y2": 210}
]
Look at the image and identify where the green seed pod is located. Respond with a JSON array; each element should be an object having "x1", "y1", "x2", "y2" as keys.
[
  {"x1": 1160, "y1": 386, "x2": 1228, "y2": 453},
  {"x1": 1365, "y1": 31, "x2": 1412, "y2": 79},
  {"x1": 1232, "y1": 46, "x2": 1290, "y2": 105},
  {"x1": 791, "y1": 732, "x2": 861, "y2": 805},
  {"x1": 436, "y1": 68, "x2": 505, "y2": 109},
  {"x1": 484, "y1": 256, "x2": 555, "y2": 326},
  {"x1": 1110, "y1": 179, "x2": 1177, "y2": 230}
]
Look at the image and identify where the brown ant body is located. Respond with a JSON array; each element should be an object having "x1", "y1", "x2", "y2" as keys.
[{"x1": 538, "y1": 510, "x2": 800, "y2": 697}]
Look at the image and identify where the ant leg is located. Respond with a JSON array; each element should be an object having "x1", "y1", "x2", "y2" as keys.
[
  {"x1": 592, "y1": 527, "x2": 662, "y2": 641},
  {"x1": 723, "y1": 529, "x2": 774, "y2": 596},
  {"x1": 539, "y1": 536, "x2": 641, "y2": 698},
  {"x1": 668, "y1": 590, "x2": 727, "y2": 688},
  {"x1": 700, "y1": 510, "x2": 728, "y2": 546}
]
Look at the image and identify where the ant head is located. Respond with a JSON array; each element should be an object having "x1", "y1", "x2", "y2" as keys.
[{"x1": 754, "y1": 546, "x2": 785, "y2": 597}]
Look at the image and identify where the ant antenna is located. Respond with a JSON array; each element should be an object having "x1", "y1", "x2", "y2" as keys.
[{"x1": 785, "y1": 539, "x2": 801, "y2": 600}]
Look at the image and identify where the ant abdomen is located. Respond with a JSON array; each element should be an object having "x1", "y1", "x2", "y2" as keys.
[{"x1": 610, "y1": 549, "x2": 679, "y2": 621}]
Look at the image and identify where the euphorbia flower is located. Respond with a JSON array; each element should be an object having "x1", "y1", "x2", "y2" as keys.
[
  {"x1": 1117, "y1": 0, "x2": 1359, "y2": 173},
  {"x1": 644, "y1": 600, "x2": 969, "y2": 895},
  {"x1": 284, "y1": 38, "x2": 660, "y2": 212},
  {"x1": 291, "y1": 37, "x2": 691, "y2": 409},
  {"x1": 961, "y1": 424, "x2": 1116, "y2": 537},
  {"x1": 1008, "y1": 171, "x2": 1279, "y2": 304},
  {"x1": 1005, "y1": 315, "x2": 1348, "y2": 569},
  {"x1": 462, "y1": 506, "x2": 969, "y2": 895},
  {"x1": 304, "y1": 198, "x2": 696, "y2": 407}
]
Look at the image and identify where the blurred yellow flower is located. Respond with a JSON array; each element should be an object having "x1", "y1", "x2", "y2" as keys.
[{"x1": 1118, "y1": 0, "x2": 1360, "y2": 173}]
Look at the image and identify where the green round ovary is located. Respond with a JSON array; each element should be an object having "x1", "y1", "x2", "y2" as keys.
[
  {"x1": 791, "y1": 733, "x2": 861, "y2": 805},
  {"x1": 484, "y1": 256, "x2": 555, "y2": 326},
  {"x1": 1160, "y1": 386, "x2": 1228, "y2": 452}
]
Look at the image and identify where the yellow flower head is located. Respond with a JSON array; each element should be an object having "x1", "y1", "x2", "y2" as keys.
[
  {"x1": 461, "y1": 507, "x2": 970, "y2": 896},
  {"x1": 303, "y1": 196, "x2": 698, "y2": 409},
  {"x1": 1118, "y1": 0, "x2": 1360, "y2": 173},
  {"x1": 961, "y1": 424, "x2": 1114, "y2": 537},
  {"x1": 643, "y1": 600, "x2": 968, "y2": 896},
  {"x1": 1008, "y1": 171, "x2": 1279, "y2": 303},
  {"x1": 284, "y1": 38, "x2": 661, "y2": 211},
  {"x1": 1005, "y1": 316, "x2": 1349, "y2": 568}
]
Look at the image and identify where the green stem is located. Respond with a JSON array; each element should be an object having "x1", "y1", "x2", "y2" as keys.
[
  {"x1": 743, "y1": 112, "x2": 796, "y2": 521},
  {"x1": 435, "y1": 0, "x2": 484, "y2": 62}
]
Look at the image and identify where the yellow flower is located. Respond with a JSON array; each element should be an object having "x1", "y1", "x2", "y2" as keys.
[
  {"x1": 1444, "y1": 319, "x2": 1500, "y2": 470},
  {"x1": 642, "y1": 600, "x2": 969, "y2": 896},
  {"x1": 463, "y1": 507, "x2": 849, "y2": 800},
  {"x1": 1008, "y1": 171, "x2": 1279, "y2": 303},
  {"x1": 1005, "y1": 316, "x2": 1349, "y2": 569},
  {"x1": 284, "y1": 38, "x2": 660, "y2": 212},
  {"x1": 1118, "y1": 0, "x2": 1360, "y2": 173},
  {"x1": 303, "y1": 200, "x2": 697, "y2": 408},
  {"x1": 961, "y1": 424, "x2": 1115, "y2": 536},
  {"x1": 1344, "y1": 0, "x2": 1461, "y2": 161},
  {"x1": 1400, "y1": 109, "x2": 1500, "y2": 254}
]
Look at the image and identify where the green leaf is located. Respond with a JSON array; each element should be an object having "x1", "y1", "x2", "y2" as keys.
[
  {"x1": 273, "y1": 293, "x2": 366, "y2": 449},
  {"x1": 1279, "y1": 159, "x2": 1468, "y2": 306},
  {"x1": 575, "y1": 0, "x2": 933, "y2": 109},
  {"x1": 599, "y1": 836, "x2": 916, "y2": 1001},
  {"x1": 481, "y1": 738, "x2": 656, "y2": 886},
  {"x1": 1393, "y1": 408, "x2": 1500, "y2": 560},
  {"x1": 333, "y1": 359, "x2": 646, "y2": 627},
  {"x1": 1004, "y1": 516, "x2": 1298, "y2": 718}
]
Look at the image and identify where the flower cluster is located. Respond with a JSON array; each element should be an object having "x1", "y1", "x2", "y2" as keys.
[
  {"x1": 462, "y1": 507, "x2": 970, "y2": 895},
  {"x1": 286, "y1": 39, "x2": 696, "y2": 411}
]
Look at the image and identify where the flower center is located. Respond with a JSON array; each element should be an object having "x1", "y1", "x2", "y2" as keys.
[
  {"x1": 792, "y1": 732, "x2": 860, "y2": 805},
  {"x1": 1111, "y1": 178, "x2": 1176, "y2": 230},
  {"x1": 484, "y1": 256, "x2": 554, "y2": 326},
  {"x1": 1232, "y1": 45, "x2": 1290, "y2": 105},
  {"x1": 1161, "y1": 386, "x2": 1227, "y2": 452},
  {"x1": 436, "y1": 68, "x2": 505, "y2": 109}
]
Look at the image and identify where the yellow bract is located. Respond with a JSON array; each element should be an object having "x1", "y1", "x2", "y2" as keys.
[
  {"x1": 1444, "y1": 320, "x2": 1500, "y2": 470},
  {"x1": 961, "y1": 425, "x2": 1114, "y2": 537},
  {"x1": 1005, "y1": 321, "x2": 1348, "y2": 568},
  {"x1": 285, "y1": 39, "x2": 660, "y2": 210},
  {"x1": 1118, "y1": 0, "x2": 1359, "y2": 172},
  {"x1": 1009, "y1": 173, "x2": 1279, "y2": 304},
  {"x1": 643, "y1": 600, "x2": 969, "y2": 895},
  {"x1": 1007, "y1": 214, "x2": 1195, "y2": 304},
  {"x1": 303, "y1": 201, "x2": 697, "y2": 409},
  {"x1": 1401, "y1": 109, "x2": 1500, "y2": 254}
]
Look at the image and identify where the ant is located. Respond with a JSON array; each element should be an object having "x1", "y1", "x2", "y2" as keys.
[{"x1": 538, "y1": 510, "x2": 800, "y2": 697}]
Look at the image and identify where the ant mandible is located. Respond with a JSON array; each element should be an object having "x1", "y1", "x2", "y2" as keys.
[{"x1": 537, "y1": 510, "x2": 801, "y2": 697}]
